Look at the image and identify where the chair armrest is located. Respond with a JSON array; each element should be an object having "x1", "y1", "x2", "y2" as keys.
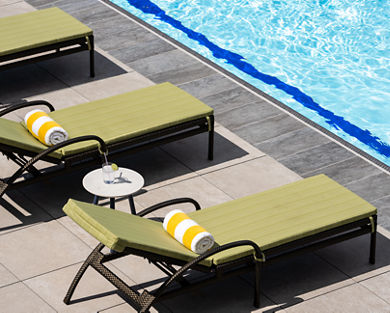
[
  {"x1": 0, "y1": 100, "x2": 55, "y2": 117},
  {"x1": 4, "y1": 135, "x2": 108, "y2": 188},
  {"x1": 137, "y1": 197, "x2": 201, "y2": 217}
]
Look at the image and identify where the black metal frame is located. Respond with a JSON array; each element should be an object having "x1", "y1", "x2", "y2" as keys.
[
  {"x1": 0, "y1": 35, "x2": 95, "y2": 77},
  {"x1": 0, "y1": 101, "x2": 214, "y2": 197},
  {"x1": 63, "y1": 198, "x2": 377, "y2": 313}
]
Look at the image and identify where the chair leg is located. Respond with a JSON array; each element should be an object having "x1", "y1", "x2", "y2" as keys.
[
  {"x1": 63, "y1": 243, "x2": 104, "y2": 304},
  {"x1": 208, "y1": 115, "x2": 214, "y2": 161},
  {"x1": 370, "y1": 217, "x2": 377, "y2": 265},
  {"x1": 89, "y1": 35, "x2": 95, "y2": 78},
  {"x1": 254, "y1": 262, "x2": 261, "y2": 308}
]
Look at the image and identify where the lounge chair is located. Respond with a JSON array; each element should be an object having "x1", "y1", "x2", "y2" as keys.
[
  {"x1": 62, "y1": 174, "x2": 377, "y2": 312},
  {"x1": 0, "y1": 7, "x2": 94, "y2": 77},
  {"x1": 0, "y1": 83, "x2": 214, "y2": 196}
]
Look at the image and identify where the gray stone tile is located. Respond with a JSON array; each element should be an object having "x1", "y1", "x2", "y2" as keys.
[
  {"x1": 372, "y1": 196, "x2": 390, "y2": 230},
  {"x1": 67, "y1": 3, "x2": 117, "y2": 25},
  {"x1": 200, "y1": 86, "x2": 261, "y2": 113},
  {"x1": 242, "y1": 253, "x2": 354, "y2": 308},
  {"x1": 345, "y1": 172, "x2": 390, "y2": 203},
  {"x1": 360, "y1": 271, "x2": 390, "y2": 305},
  {"x1": 0, "y1": 0, "x2": 23, "y2": 6},
  {"x1": 25, "y1": 0, "x2": 56, "y2": 7},
  {"x1": 134, "y1": 176, "x2": 232, "y2": 217},
  {"x1": 0, "y1": 64, "x2": 67, "y2": 103},
  {"x1": 178, "y1": 73, "x2": 238, "y2": 99},
  {"x1": 98, "y1": 26, "x2": 158, "y2": 53},
  {"x1": 279, "y1": 142, "x2": 355, "y2": 175},
  {"x1": 24, "y1": 263, "x2": 126, "y2": 312},
  {"x1": 0, "y1": 1, "x2": 34, "y2": 17},
  {"x1": 285, "y1": 283, "x2": 390, "y2": 313},
  {"x1": 0, "y1": 220, "x2": 91, "y2": 280},
  {"x1": 147, "y1": 62, "x2": 216, "y2": 85},
  {"x1": 38, "y1": 50, "x2": 127, "y2": 87},
  {"x1": 0, "y1": 282, "x2": 56, "y2": 313},
  {"x1": 234, "y1": 113, "x2": 304, "y2": 144},
  {"x1": 128, "y1": 49, "x2": 199, "y2": 77},
  {"x1": 0, "y1": 190, "x2": 52, "y2": 235},
  {"x1": 302, "y1": 156, "x2": 382, "y2": 186},
  {"x1": 162, "y1": 277, "x2": 276, "y2": 313},
  {"x1": 202, "y1": 156, "x2": 301, "y2": 199},
  {"x1": 256, "y1": 127, "x2": 331, "y2": 160},
  {"x1": 316, "y1": 231, "x2": 390, "y2": 282},
  {"x1": 110, "y1": 38, "x2": 176, "y2": 64},
  {"x1": 0, "y1": 263, "x2": 18, "y2": 288},
  {"x1": 216, "y1": 100, "x2": 282, "y2": 131},
  {"x1": 162, "y1": 131, "x2": 246, "y2": 167}
]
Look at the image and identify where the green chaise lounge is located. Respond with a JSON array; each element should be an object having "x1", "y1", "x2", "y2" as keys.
[
  {"x1": 62, "y1": 174, "x2": 377, "y2": 312},
  {"x1": 0, "y1": 7, "x2": 94, "y2": 76},
  {"x1": 0, "y1": 83, "x2": 214, "y2": 196}
]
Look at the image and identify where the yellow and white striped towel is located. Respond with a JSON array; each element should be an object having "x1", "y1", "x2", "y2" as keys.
[
  {"x1": 163, "y1": 209, "x2": 214, "y2": 254},
  {"x1": 24, "y1": 109, "x2": 68, "y2": 146}
]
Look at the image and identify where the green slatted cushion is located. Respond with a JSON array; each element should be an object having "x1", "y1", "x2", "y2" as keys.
[
  {"x1": 47, "y1": 82, "x2": 213, "y2": 156},
  {"x1": 0, "y1": 83, "x2": 213, "y2": 158},
  {"x1": 0, "y1": 8, "x2": 92, "y2": 57},
  {"x1": 63, "y1": 175, "x2": 377, "y2": 266}
]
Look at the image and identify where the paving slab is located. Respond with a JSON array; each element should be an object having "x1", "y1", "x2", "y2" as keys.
[
  {"x1": 0, "y1": 282, "x2": 55, "y2": 313},
  {"x1": 284, "y1": 283, "x2": 390, "y2": 313},
  {"x1": 199, "y1": 86, "x2": 261, "y2": 114},
  {"x1": 24, "y1": 263, "x2": 126, "y2": 313},
  {"x1": 0, "y1": 0, "x2": 23, "y2": 7},
  {"x1": 178, "y1": 73, "x2": 237, "y2": 99},
  {"x1": 345, "y1": 172, "x2": 390, "y2": 203},
  {"x1": 128, "y1": 49, "x2": 200, "y2": 78},
  {"x1": 38, "y1": 51, "x2": 128, "y2": 88},
  {"x1": 70, "y1": 71, "x2": 154, "y2": 101},
  {"x1": 216, "y1": 101, "x2": 284, "y2": 131},
  {"x1": 373, "y1": 197, "x2": 390, "y2": 229},
  {"x1": 359, "y1": 270, "x2": 390, "y2": 305},
  {"x1": 202, "y1": 156, "x2": 301, "y2": 199},
  {"x1": 0, "y1": 0, "x2": 34, "y2": 17},
  {"x1": 161, "y1": 277, "x2": 277, "y2": 313},
  {"x1": 148, "y1": 61, "x2": 216, "y2": 85},
  {"x1": 161, "y1": 124, "x2": 264, "y2": 175},
  {"x1": 0, "y1": 220, "x2": 90, "y2": 280},
  {"x1": 0, "y1": 263, "x2": 18, "y2": 287},
  {"x1": 110, "y1": 37, "x2": 176, "y2": 64},
  {"x1": 235, "y1": 113, "x2": 305, "y2": 145},
  {"x1": 134, "y1": 175, "x2": 232, "y2": 218},
  {"x1": 256, "y1": 126, "x2": 331, "y2": 160},
  {"x1": 279, "y1": 141, "x2": 355, "y2": 175},
  {"x1": 302, "y1": 155, "x2": 383, "y2": 186},
  {"x1": 242, "y1": 253, "x2": 354, "y2": 307},
  {"x1": 315, "y1": 231, "x2": 390, "y2": 282},
  {"x1": 0, "y1": 64, "x2": 68, "y2": 103},
  {"x1": 0, "y1": 190, "x2": 52, "y2": 236}
]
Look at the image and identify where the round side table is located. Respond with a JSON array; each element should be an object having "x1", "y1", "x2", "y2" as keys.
[{"x1": 82, "y1": 167, "x2": 144, "y2": 214}]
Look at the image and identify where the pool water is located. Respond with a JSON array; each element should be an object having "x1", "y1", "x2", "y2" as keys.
[{"x1": 110, "y1": 0, "x2": 390, "y2": 166}]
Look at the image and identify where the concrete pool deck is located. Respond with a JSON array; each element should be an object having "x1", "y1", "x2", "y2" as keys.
[{"x1": 1, "y1": 0, "x2": 390, "y2": 312}]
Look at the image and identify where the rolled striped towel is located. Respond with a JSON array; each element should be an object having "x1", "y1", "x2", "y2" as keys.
[
  {"x1": 163, "y1": 209, "x2": 214, "y2": 254},
  {"x1": 24, "y1": 109, "x2": 68, "y2": 146}
]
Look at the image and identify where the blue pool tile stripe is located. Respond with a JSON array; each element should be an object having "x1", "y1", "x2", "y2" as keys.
[{"x1": 125, "y1": 0, "x2": 390, "y2": 157}]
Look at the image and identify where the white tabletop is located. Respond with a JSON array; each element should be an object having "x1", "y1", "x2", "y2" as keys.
[{"x1": 82, "y1": 167, "x2": 144, "y2": 198}]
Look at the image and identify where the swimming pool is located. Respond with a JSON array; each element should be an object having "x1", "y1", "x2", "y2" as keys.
[{"x1": 108, "y1": 0, "x2": 390, "y2": 166}]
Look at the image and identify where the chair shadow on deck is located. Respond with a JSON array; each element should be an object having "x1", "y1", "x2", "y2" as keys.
[
  {"x1": 0, "y1": 50, "x2": 126, "y2": 105},
  {"x1": 0, "y1": 131, "x2": 248, "y2": 232}
]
